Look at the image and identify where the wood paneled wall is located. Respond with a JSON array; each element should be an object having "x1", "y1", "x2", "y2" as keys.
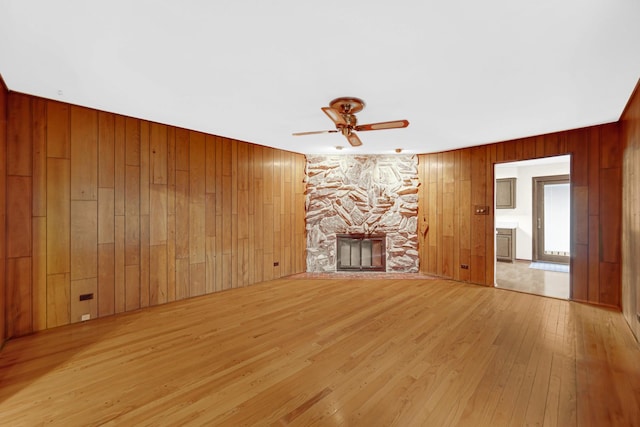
[
  {"x1": 5, "y1": 92, "x2": 306, "y2": 338},
  {"x1": 0, "y1": 76, "x2": 7, "y2": 347},
  {"x1": 418, "y1": 123, "x2": 623, "y2": 308},
  {"x1": 621, "y1": 79, "x2": 640, "y2": 341}
]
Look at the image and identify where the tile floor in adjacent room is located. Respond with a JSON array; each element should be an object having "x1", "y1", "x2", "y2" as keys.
[{"x1": 495, "y1": 259, "x2": 570, "y2": 299}]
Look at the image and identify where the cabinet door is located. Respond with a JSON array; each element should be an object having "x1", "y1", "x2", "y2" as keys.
[
  {"x1": 496, "y1": 178, "x2": 516, "y2": 209},
  {"x1": 496, "y1": 233, "x2": 513, "y2": 261},
  {"x1": 496, "y1": 234, "x2": 510, "y2": 258}
]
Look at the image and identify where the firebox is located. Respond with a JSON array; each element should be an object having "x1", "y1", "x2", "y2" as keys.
[{"x1": 336, "y1": 234, "x2": 386, "y2": 272}]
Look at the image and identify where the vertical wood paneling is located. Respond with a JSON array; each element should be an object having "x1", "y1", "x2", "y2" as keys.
[
  {"x1": 32, "y1": 98, "x2": 47, "y2": 216},
  {"x1": 167, "y1": 129, "x2": 177, "y2": 301},
  {"x1": 125, "y1": 264, "x2": 140, "y2": 312},
  {"x1": 263, "y1": 201, "x2": 274, "y2": 282},
  {"x1": 190, "y1": 263, "x2": 206, "y2": 297},
  {"x1": 7, "y1": 93, "x2": 32, "y2": 176},
  {"x1": 167, "y1": 128, "x2": 176, "y2": 213},
  {"x1": 98, "y1": 243, "x2": 115, "y2": 316},
  {"x1": 139, "y1": 216, "x2": 150, "y2": 308},
  {"x1": 6, "y1": 93, "x2": 34, "y2": 331},
  {"x1": 98, "y1": 112, "x2": 115, "y2": 188},
  {"x1": 150, "y1": 244, "x2": 167, "y2": 305},
  {"x1": 419, "y1": 124, "x2": 623, "y2": 307},
  {"x1": 32, "y1": 217, "x2": 47, "y2": 331},
  {"x1": 231, "y1": 140, "x2": 239, "y2": 286},
  {"x1": 599, "y1": 168, "x2": 621, "y2": 263},
  {"x1": 46, "y1": 101, "x2": 70, "y2": 158},
  {"x1": 0, "y1": 77, "x2": 7, "y2": 345},
  {"x1": 175, "y1": 128, "x2": 189, "y2": 171},
  {"x1": 7, "y1": 257, "x2": 32, "y2": 337},
  {"x1": 485, "y1": 145, "x2": 496, "y2": 286},
  {"x1": 574, "y1": 187, "x2": 589, "y2": 246},
  {"x1": 70, "y1": 106, "x2": 98, "y2": 200},
  {"x1": 98, "y1": 114, "x2": 116, "y2": 319},
  {"x1": 621, "y1": 79, "x2": 640, "y2": 342},
  {"x1": 205, "y1": 193, "x2": 216, "y2": 293},
  {"x1": 167, "y1": 215, "x2": 177, "y2": 301},
  {"x1": 588, "y1": 219, "x2": 600, "y2": 301},
  {"x1": 189, "y1": 134, "x2": 205, "y2": 216},
  {"x1": 176, "y1": 258, "x2": 190, "y2": 300},
  {"x1": 205, "y1": 135, "x2": 216, "y2": 292},
  {"x1": 3, "y1": 92, "x2": 306, "y2": 338},
  {"x1": 189, "y1": 132, "x2": 206, "y2": 296},
  {"x1": 175, "y1": 171, "x2": 190, "y2": 260},
  {"x1": 238, "y1": 142, "x2": 250, "y2": 285},
  {"x1": 125, "y1": 165, "x2": 140, "y2": 266},
  {"x1": 459, "y1": 149, "x2": 471, "y2": 282},
  {"x1": 150, "y1": 184, "x2": 167, "y2": 245},
  {"x1": 568, "y1": 129, "x2": 588, "y2": 187},
  {"x1": 46, "y1": 151, "x2": 71, "y2": 328},
  {"x1": 470, "y1": 146, "x2": 487, "y2": 284},
  {"x1": 114, "y1": 115, "x2": 126, "y2": 215},
  {"x1": 47, "y1": 273, "x2": 70, "y2": 328},
  {"x1": 150, "y1": 123, "x2": 168, "y2": 185},
  {"x1": 189, "y1": 132, "x2": 206, "y2": 204},
  {"x1": 98, "y1": 188, "x2": 115, "y2": 245},
  {"x1": 221, "y1": 138, "x2": 233, "y2": 289},
  {"x1": 70, "y1": 201, "x2": 98, "y2": 281},
  {"x1": 215, "y1": 137, "x2": 225, "y2": 289},
  {"x1": 588, "y1": 128, "x2": 601, "y2": 216},
  {"x1": 572, "y1": 244, "x2": 589, "y2": 301},
  {"x1": 47, "y1": 158, "x2": 70, "y2": 274},
  {"x1": 114, "y1": 215, "x2": 126, "y2": 313},
  {"x1": 139, "y1": 122, "x2": 150, "y2": 309},
  {"x1": 7, "y1": 176, "x2": 32, "y2": 257},
  {"x1": 125, "y1": 117, "x2": 140, "y2": 166}
]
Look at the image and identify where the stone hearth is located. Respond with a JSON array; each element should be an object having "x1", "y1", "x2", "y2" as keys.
[{"x1": 305, "y1": 155, "x2": 419, "y2": 272}]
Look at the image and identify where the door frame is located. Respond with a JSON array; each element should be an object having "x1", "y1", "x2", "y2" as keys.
[{"x1": 532, "y1": 174, "x2": 570, "y2": 264}]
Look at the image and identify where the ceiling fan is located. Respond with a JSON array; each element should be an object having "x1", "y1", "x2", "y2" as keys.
[{"x1": 292, "y1": 97, "x2": 409, "y2": 147}]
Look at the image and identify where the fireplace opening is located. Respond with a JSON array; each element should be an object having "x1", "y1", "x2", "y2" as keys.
[{"x1": 336, "y1": 234, "x2": 386, "y2": 272}]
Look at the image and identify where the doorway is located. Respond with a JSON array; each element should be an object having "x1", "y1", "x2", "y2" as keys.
[{"x1": 494, "y1": 155, "x2": 571, "y2": 299}]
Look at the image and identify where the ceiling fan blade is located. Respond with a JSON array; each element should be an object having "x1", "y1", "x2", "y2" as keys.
[
  {"x1": 346, "y1": 132, "x2": 362, "y2": 147},
  {"x1": 322, "y1": 107, "x2": 347, "y2": 126},
  {"x1": 292, "y1": 130, "x2": 338, "y2": 136},
  {"x1": 355, "y1": 119, "x2": 409, "y2": 132}
]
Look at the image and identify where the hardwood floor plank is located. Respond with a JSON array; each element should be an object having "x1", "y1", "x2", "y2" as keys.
[{"x1": 0, "y1": 278, "x2": 638, "y2": 426}]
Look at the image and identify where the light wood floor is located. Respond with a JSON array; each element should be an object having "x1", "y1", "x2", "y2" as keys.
[
  {"x1": 1, "y1": 277, "x2": 639, "y2": 426},
  {"x1": 496, "y1": 260, "x2": 570, "y2": 300}
]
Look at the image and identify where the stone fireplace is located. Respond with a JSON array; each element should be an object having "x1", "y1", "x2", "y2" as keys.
[{"x1": 305, "y1": 155, "x2": 419, "y2": 273}]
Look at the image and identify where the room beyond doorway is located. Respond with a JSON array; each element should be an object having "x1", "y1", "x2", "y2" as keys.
[{"x1": 494, "y1": 155, "x2": 571, "y2": 299}]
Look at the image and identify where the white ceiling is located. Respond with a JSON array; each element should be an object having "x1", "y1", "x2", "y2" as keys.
[{"x1": 1, "y1": 0, "x2": 639, "y2": 155}]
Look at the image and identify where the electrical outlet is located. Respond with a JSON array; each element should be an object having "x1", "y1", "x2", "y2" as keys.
[
  {"x1": 79, "y1": 293, "x2": 94, "y2": 301},
  {"x1": 81, "y1": 314, "x2": 90, "y2": 322},
  {"x1": 273, "y1": 262, "x2": 279, "y2": 267},
  {"x1": 460, "y1": 264, "x2": 469, "y2": 269}
]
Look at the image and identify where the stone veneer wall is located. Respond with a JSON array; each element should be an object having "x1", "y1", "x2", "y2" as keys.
[{"x1": 305, "y1": 155, "x2": 420, "y2": 272}]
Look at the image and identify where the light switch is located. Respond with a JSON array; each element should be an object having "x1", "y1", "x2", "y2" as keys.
[{"x1": 474, "y1": 205, "x2": 489, "y2": 215}]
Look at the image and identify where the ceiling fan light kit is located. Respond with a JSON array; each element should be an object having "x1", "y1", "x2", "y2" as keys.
[{"x1": 293, "y1": 97, "x2": 409, "y2": 147}]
